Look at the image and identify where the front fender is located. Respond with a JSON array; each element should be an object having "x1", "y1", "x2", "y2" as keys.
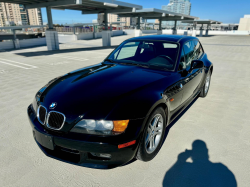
[{"x1": 105, "y1": 89, "x2": 167, "y2": 120}]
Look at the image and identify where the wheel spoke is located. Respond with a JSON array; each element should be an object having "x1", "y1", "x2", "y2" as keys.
[
  {"x1": 151, "y1": 136, "x2": 155, "y2": 148},
  {"x1": 145, "y1": 135, "x2": 151, "y2": 146},
  {"x1": 155, "y1": 126, "x2": 162, "y2": 131},
  {"x1": 150, "y1": 137, "x2": 154, "y2": 148},
  {"x1": 155, "y1": 131, "x2": 162, "y2": 136},
  {"x1": 152, "y1": 115, "x2": 160, "y2": 128},
  {"x1": 148, "y1": 126, "x2": 152, "y2": 134}
]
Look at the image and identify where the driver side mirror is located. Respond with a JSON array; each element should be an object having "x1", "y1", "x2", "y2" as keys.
[{"x1": 190, "y1": 60, "x2": 204, "y2": 71}]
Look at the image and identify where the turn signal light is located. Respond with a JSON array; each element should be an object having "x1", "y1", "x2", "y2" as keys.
[
  {"x1": 113, "y1": 120, "x2": 129, "y2": 133},
  {"x1": 118, "y1": 140, "x2": 136, "y2": 149}
]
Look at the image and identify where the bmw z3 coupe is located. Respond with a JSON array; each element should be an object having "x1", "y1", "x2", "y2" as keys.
[{"x1": 27, "y1": 35, "x2": 213, "y2": 169}]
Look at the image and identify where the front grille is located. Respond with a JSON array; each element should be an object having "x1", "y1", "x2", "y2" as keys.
[
  {"x1": 47, "y1": 111, "x2": 65, "y2": 130},
  {"x1": 37, "y1": 105, "x2": 47, "y2": 125}
]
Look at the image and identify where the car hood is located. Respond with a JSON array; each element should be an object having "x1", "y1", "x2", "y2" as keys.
[{"x1": 40, "y1": 62, "x2": 171, "y2": 121}]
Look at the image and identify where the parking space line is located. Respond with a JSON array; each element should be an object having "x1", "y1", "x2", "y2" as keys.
[
  {"x1": 0, "y1": 58, "x2": 37, "y2": 69},
  {"x1": 52, "y1": 55, "x2": 88, "y2": 62},
  {"x1": 0, "y1": 61, "x2": 33, "y2": 69}
]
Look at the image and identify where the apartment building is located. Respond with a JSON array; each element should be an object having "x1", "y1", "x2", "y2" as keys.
[
  {"x1": 0, "y1": 2, "x2": 42, "y2": 26},
  {"x1": 108, "y1": 14, "x2": 130, "y2": 27}
]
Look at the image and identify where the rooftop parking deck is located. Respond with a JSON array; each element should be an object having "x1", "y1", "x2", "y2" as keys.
[{"x1": 0, "y1": 35, "x2": 250, "y2": 186}]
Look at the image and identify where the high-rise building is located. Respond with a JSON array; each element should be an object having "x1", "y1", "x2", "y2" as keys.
[
  {"x1": 28, "y1": 8, "x2": 43, "y2": 25},
  {"x1": 163, "y1": 0, "x2": 191, "y2": 15},
  {"x1": 108, "y1": 14, "x2": 130, "y2": 27},
  {"x1": 0, "y1": 2, "x2": 42, "y2": 26},
  {"x1": 162, "y1": 0, "x2": 191, "y2": 26}
]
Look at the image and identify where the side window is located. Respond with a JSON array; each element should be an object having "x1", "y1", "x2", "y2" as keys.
[
  {"x1": 193, "y1": 40, "x2": 204, "y2": 59},
  {"x1": 178, "y1": 49, "x2": 186, "y2": 71},
  {"x1": 116, "y1": 42, "x2": 139, "y2": 60},
  {"x1": 183, "y1": 41, "x2": 195, "y2": 71}
]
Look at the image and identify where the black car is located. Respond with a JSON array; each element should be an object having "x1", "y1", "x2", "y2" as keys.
[{"x1": 27, "y1": 35, "x2": 213, "y2": 169}]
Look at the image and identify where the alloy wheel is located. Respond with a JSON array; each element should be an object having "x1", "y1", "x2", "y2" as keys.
[
  {"x1": 145, "y1": 114, "x2": 164, "y2": 154},
  {"x1": 205, "y1": 73, "x2": 211, "y2": 94}
]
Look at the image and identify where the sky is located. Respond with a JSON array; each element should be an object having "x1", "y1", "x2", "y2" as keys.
[{"x1": 41, "y1": 0, "x2": 250, "y2": 24}]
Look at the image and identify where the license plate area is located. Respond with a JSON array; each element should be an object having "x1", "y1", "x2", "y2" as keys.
[{"x1": 34, "y1": 130, "x2": 54, "y2": 150}]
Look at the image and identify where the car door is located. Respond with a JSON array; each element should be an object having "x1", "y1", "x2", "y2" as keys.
[
  {"x1": 166, "y1": 49, "x2": 186, "y2": 115},
  {"x1": 181, "y1": 40, "x2": 204, "y2": 103}
]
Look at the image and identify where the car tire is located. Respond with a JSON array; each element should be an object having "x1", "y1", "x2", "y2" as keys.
[
  {"x1": 200, "y1": 71, "x2": 211, "y2": 98},
  {"x1": 136, "y1": 107, "x2": 167, "y2": 162}
]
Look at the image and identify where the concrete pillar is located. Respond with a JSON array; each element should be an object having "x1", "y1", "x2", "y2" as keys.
[
  {"x1": 192, "y1": 22, "x2": 197, "y2": 37},
  {"x1": 12, "y1": 30, "x2": 20, "y2": 49},
  {"x1": 45, "y1": 6, "x2": 59, "y2": 51},
  {"x1": 46, "y1": 6, "x2": 53, "y2": 29},
  {"x1": 45, "y1": 30, "x2": 59, "y2": 50},
  {"x1": 157, "y1": 18, "x2": 162, "y2": 35},
  {"x1": 104, "y1": 11, "x2": 108, "y2": 31},
  {"x1": 200, "y1": 24, "x2": 204, "y2": 37},
  {"x1": 101, "y1": 11, "x2": 111, "y2": 46},
  {"x1": 93, "y1": 25, "x2": 96, "y2": 39},
  {"x1": 73, "y1": 27, "x2": 76, "y2": 34},
  {"x1": 172, "y1": 20, "x2": 177, "y2": 35},
  {"x1": 134, "y1": 16, "x2": 142, "y2": 37},
  {"x1": 137, "y1": 16, "x2": 141, "y2": 30},
  {"x1": 135, "y1": 29, "x2": 142, "y2": 37},
  {"x1": 159, "y1": 19, "x2": 162, "y2": 31},
  {"x1": 102, "y1": 30, "x2": 111, "y2": 46},
  {"x1": 206, "y1": 24, "x2": 210, "y2": 36}
]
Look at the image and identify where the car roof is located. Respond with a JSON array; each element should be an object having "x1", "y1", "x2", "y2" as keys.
[{"x1": 127, "y1": 35, "x2": 198, "y2": 44}]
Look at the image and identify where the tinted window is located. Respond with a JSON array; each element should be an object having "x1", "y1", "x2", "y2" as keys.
[
  {"x1": 193, "y1": 40, "x2": 204, "y2": 59},
  {"x1": 108, "y1": 40, "x2": 179, "y2": 71},
  {"x1": 178, "y1": 49, "x2": 186, "y2": 71},
  {"x1": 183, "y1": 41, "x2": 195, "y2": 71}
]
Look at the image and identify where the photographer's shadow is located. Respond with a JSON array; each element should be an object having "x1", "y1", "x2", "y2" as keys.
[{"x1": 162, "y1": 140, "x2": 237, "y2": 187}]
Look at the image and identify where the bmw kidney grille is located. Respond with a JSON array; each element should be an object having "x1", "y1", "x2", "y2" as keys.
[
  {"x1": 47, "y1": 111, "x2": 66, "y2": 130},
  {"x1": 37, "y1": 106, "x2": 66, "y2": 130},
  {"x1": 37, "y1": 105, "x2": 47, "y2": 125}
]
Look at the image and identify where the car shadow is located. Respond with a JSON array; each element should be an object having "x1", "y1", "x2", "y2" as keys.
[
  {"x1": 162, "y1": 139, "x2": 237, "y2": 187},
  {"x1": 2, "y1": 45, "x2": 119, "y2": 57}
]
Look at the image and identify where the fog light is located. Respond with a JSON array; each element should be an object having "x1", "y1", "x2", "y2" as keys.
[
  {"x1": 100, "y1": 153, "x2": 111, "y2": 158},
  {"x1": 90, "y1": 152, "x2": 111, "y2": 159}
]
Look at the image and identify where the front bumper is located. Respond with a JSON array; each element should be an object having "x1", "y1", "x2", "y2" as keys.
[{"x1": 27, "y1": 105, "x2": 144, "y2": 169}]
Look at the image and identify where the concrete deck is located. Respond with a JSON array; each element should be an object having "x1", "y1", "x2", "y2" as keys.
[{"x1": 0, "y1": 35, "x2": 249, "y2": 187}]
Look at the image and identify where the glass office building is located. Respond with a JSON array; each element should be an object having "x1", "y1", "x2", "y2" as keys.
[{"x1": 162, "y1": 0, "x2": 191, "y2": 27}]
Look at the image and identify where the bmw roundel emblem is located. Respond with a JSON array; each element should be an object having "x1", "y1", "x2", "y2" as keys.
[{"x1": 49, "y1": 102, "x2": 57, "y2": 109}]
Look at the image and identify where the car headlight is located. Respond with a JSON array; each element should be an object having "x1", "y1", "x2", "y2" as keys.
[{"x1": 70, "y1": 120, "x2": 129, "y2": 135}]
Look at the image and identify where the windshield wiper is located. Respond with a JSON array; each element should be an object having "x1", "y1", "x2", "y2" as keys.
[
  {"x1": 104, "y1": 59, "x2": 116, "y2": 63},
  {"x1": 118, "y1": 61, "x2": 149, "y2": 68}
]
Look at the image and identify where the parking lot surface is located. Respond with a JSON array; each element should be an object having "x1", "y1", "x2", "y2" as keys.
[{"x1": 0, "y1": 35, "x2": 250, "y2": 187}]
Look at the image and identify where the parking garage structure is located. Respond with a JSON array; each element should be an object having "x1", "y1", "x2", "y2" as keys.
[
  {"x1": 116, "y1": 8, "x2": 197, "y2": 36},
  {"x1": 181, "y1": 19, "x2": 222, "y2": 37},
  {"x1": 0, "y1": 0, "x2": 142, "y2": 50}
]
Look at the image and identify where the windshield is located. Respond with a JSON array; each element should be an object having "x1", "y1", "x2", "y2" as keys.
[{"x1": 107, "y1": 40, "x2": 179, "y2": 71}]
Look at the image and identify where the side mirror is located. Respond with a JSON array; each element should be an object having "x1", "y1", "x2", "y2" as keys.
[{"x1": 191, "y1": 60, "x2": 204, "y2": 70}]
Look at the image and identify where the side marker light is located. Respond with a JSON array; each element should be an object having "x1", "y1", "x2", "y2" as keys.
[{"x1": 118, "y1": 140, "x2": 136, "y2": 149}]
